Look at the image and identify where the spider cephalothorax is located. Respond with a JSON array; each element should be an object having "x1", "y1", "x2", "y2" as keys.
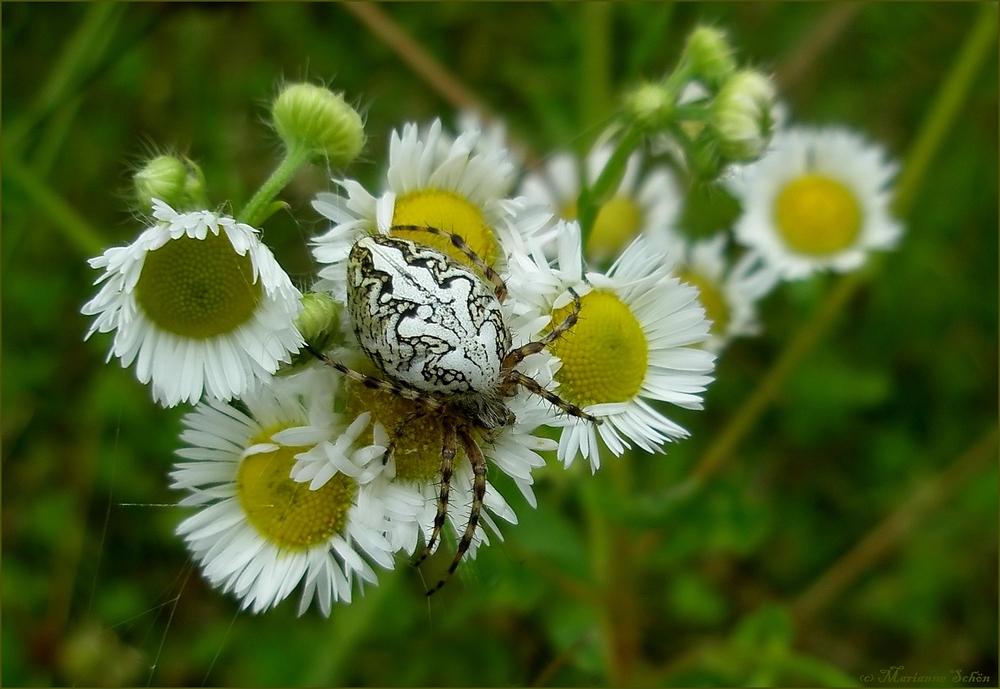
[{"x1": 310, "y1": 226, "x2": 599, "y2": 594}]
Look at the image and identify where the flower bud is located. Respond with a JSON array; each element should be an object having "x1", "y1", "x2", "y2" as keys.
[
  {"x1": 282, "y1": 292, "x2": 343, "y2": 373},
  {"x1": 624, "y1": 82, "x2": 675, "y2": 131},
  {"x1": 684, "y1": 26, "x2": 737, "y2": 89},
  {"x1": 711, "y1": 69, "x2": 775, "y2": 162},
  {"x1": 272, "y1": 83, "x2": 365, "y2": 167},
  {"x1": 134, "y1": 155, "x2": 188, "y2": 213}
]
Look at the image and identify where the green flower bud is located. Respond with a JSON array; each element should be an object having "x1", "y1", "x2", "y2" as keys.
[
  {"x1": 134, "y1": 155, "x2": 188, "y2": 213},
  {"x1": 711, "y1": 69, "x2": 775, "y2": 163},
  {"x1": 282, "y1": 292, "x2": 343, "y2": 373},
  {"x1": 133, "y1": 155, "x2": 208, "y2": 213},
  {"x1": 624, "y1": 82, "x2": 675, "y2": 131},
  {"x1": 684, "y1": 26, "x2": 737, "y2": 89},
  {"x1": 272, "y1": 83, "x2": 365, "y2": 167}
]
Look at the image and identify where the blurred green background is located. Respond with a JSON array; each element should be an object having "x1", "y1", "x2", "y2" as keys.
[{"x1": 2, "y1": 3, "x2": 997, "y2": 686}]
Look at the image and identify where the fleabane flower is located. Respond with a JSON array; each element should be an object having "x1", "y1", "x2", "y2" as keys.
[
  {"x1": 169, "y1": 369, "x2": 395, "y2": 616},
  {"x1": 728, "y1": 126, "x2": 903, "y2": 280},
  {"x1": 82, "y1": 200, "x2": 303, "y2": 407},
  {"x1": 519, "y1": 144, "x2": 684, "y2": 263},
  {"x1": 311, "y1": 118, "x2": 548, "y2": 299},
  {"x1": 507, "y1": 221, "x2": 716, "y2": 471},
  {"x1": 664, "y1": 234, "x2": 779, "y2": 353}
]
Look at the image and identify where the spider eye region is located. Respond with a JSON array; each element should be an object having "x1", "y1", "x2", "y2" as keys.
[{"x1": 347, "y1": 234, "x2": 511, "y2": 397}]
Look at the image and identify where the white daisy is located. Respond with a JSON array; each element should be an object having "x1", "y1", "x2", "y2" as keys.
[
  {"x1": 507, "y1": 220, "x2": 716, "y2": 471},
  {"x1": 82, "y1": 199, "x2": 303, "y2": 407},
  {"x1": 518, "y1": 143, "x2": 684, "y2": 263},
  {"x1": 169, "y1": 371, "x2": 395, "y2": 616},
  {"x1": 311, "y1": 118, "x2": 550, "y2": 299},
  {"x1": 728, "y1": 126, "x2": 903, "y2": 280},
  {"x1": 664, "y1": 233, "x2": 779, "y2": 353}
]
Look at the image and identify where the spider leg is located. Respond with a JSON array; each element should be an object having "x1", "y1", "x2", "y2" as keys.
[
  {"x1": 502, "y1": 287, "x2": 582, "y2": 369},
  {"x1": 382, "y1": 406, "x2": 430, "y2": 465},
  {"x1": 304, "y1": 343, "x2": 446, "y2": 414},
  {"x1": 391, "y1": 224, "x2": 507, "y2": 302},
  {"x1": 426, "y1": 424, "x2": 486, "y2": 596},
  {"x1": 508, "y1": 370, "x2": 602, "y2": 424},
  {"x1": 413, "y1": 418, "x2": 458, "y2": 569}
]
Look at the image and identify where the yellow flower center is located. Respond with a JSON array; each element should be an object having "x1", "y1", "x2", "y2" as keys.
[
  {"x1": 391, "y1": 189, "x2": 499, "y2": 270},
  {"x1": 677, "y1": 270, "x2": 729, "y2": 335},
  {"x1": 774, "y1": 174, "x2": 862, "y2": 255},
  {"x1": 587, "y1": 195, "x2": 644, "y2": 261},
  {"x1": 344, "y1": 378, "x2": 455, "y2": 483},
  {"x1": 236, "y1": 433, "x2": 355, "y2": 550},
  {"x1": 136, "y1": 231, "x2": 261, "y2": 338},
  {"x1": 547, "y1": 289, "x2": 648, "y2": 406}
]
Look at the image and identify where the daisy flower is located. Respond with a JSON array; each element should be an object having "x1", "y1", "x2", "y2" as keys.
[
  {"x1": 507, "y1": 221, "x2": 716, "y2": 471},
  {"x1": 169, "y1": 370, "x2": 395, "y2": 615},
  {"x1": 82, "y1": 199, "x2": 303, "y2": 407},
  {"x1": 311, "y1": 118, "x2": 549, "y2": 299},
  {"x1": 664, "y1": 233, "x2": 779, "y2": 353},
  {"x1": 728, "y1": 126, "x2": 903, "y2": 280},
  {"x1": 518, "y1": 143, "x2": 684, "y2": 263}
]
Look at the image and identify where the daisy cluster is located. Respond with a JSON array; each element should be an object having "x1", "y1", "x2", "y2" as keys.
[{"x1": 82, "y1": 26, "x2": 903, "y2": 615}]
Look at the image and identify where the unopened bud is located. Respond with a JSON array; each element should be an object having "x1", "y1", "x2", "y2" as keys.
[
  {"x1": 684, "y1": 26, "x2": 737, "y2": 89},
  {"x1": 272, "y1": 83, "x2": 365, "y2": 167},
  {"x1": 625, "y1": 82, "x2": 675, "y2": 131},
  {"x1": 711, "y1": 70, "x2": 775, "y2": 162},
  {"x1": 134, "y1": 155, "x2": 188, "y2": 213}
]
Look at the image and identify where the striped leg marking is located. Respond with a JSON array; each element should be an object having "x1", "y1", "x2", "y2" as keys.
[{"x1": 426, "y1": 424, "x2": 487, "y2": 596}]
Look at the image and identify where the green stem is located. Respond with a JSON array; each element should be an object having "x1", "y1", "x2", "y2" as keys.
[
  {"x1": 6, "y1": 3, "x2": 125, "y2": 157},
  {"x1": 579, "y1": 3, "x2": 614, "y2": 137},
  {"x1": 893, "y1": 3, "x2": 997, "y2": 217},
  {"x1": 578, "y1": 125, "x2": 645, "y2": 246},
  {"x1": 236, "y1": 144, "x2": 312, "y2": 226},
  {"x1": 4, "y1": 159, "x2": 106, "y2": 257}
]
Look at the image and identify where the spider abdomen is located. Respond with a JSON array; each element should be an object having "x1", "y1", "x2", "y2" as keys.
[{"x1": 347, "y1": 235, "x2": 511, "y2": 396}]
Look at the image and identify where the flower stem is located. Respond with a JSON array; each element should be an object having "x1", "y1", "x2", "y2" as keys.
[
  {"x1": 893, "y1": 2, "x2": 997, "y2": 217},
  {"x1": 577, "y1": 125, "x2": 645, "y2": 246},
  {"x1": 236, "y1": 144, "x2": 313, "y2": 227}
]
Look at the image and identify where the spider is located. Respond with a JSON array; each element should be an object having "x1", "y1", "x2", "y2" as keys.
[{"x1": 307, "y1": 225, "x2": 600, "y2": 595}]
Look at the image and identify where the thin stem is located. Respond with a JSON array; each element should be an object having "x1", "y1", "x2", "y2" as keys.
[
  {"x1": 340, "y1": 2, "x2": 538, "y2": 167},
  {"x1": 6, "y1": 3, "x2": 126, "y2": 156},
  {"x1": 4, "y1": 158, "x2": 106, "y2": 256},
  {"x1": 791, "y1": 425, "x2": 998, "y2": 626},
  {"x1": 577, "y1": 124, "x2": 644, "y2": 244},
  {"x1": 579, "y1": 2, "x2": 614, "y2": 136},
  {"x1": 236, "y1": 145, "x2": 312, "y2": 227},
  {"x1": 689, "y1": 273, "x2": 861, "y2": 486},
  {"x1": 893, "y1": 3, "x2": 998, "y2": 217}
]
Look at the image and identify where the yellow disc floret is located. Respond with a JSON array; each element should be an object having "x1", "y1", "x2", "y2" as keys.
[
  {"x1": 345, "y1": 379, "x2": 459, "y2": 483},
  {"x1": 774, "y1": 174, "x2": 862, "y2": 255},
  {"x1": 587, "y1": 195, "x2": 644, "y2": 261},
  {"x1": 391, "y1": 189, "x2": 498, "y2": 269},
  {"x1": 548, "y1": 289, "x2": 648, "y2": 406},
  {"x1": 136, "y1": 231, "x2": 261, "y2": 338},
  {"x1": 237, "y1": 437, "x2": 355, "y2": 550},
  {"x1": 678, "y1": 270, "x2": 729, "y2": 336}
]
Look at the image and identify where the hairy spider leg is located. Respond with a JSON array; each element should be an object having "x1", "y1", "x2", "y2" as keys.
[
  {"x1": 304, "y1": 343, "x2": 447, "y2": 414},
  {"x1": 502, "y1": 287, "x2": 582, "y2": 370},
  {"x1": 425, "y1": 423, "x2": 488, "y2": 596},
  {"x1": 499, "y1": 288, "x2": 602, "y2": 425},
  {"x1": 390, "y1": 224, "x2": 508, "y2": 301},
  {"x1": 381, "y1": 406, "x2": 432, "y2": 465},
  {"x1": 413, "y1": 417, "x2": 459, "y2": 569}
]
